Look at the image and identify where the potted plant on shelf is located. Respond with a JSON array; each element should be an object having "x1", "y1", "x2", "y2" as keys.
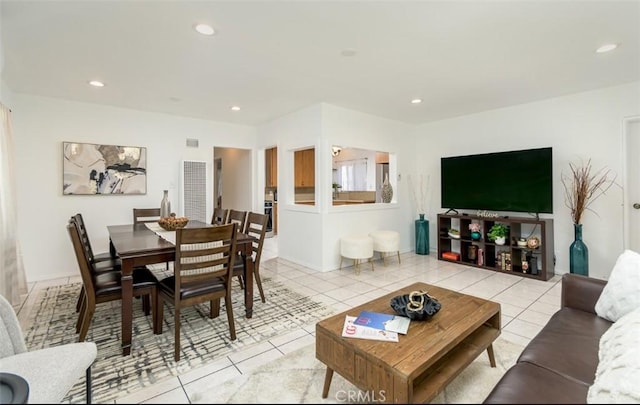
[
  {"x1": 487, "y1": 223, "x2": 509, "y2": 245},
  {"x1": 332, "y1": 182, "x2": 341, "y2": 200},
  {"x1": 468, "y1": 223, "x2": 482, "y2": 240}
]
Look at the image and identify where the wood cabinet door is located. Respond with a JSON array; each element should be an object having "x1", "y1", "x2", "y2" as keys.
[
  {"x1": 294, "y1": 148, "x2": 315, "y2": 187},
  {"x1": 266, "y1": 147, "x2": 277, "y2": 187}
]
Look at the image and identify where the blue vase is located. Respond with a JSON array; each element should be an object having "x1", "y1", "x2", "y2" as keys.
[
  {"x1": 569, "y1": 224, "x2": 589, "y2": 276},
  {"x1": 415, "y1": 214, "x2": 429, "y2": 255},
  {"x1": 471, "y1": 231, "x2": 481, "y2": 241}
]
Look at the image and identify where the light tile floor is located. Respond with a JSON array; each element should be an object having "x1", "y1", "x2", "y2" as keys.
[{"x1": 16, "y1": 236, "x2": 562, "y2": 404}]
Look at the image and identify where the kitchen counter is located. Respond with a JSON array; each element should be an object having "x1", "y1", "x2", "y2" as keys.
[{"x1": 332, "y1": 199, "x2": 375, "y2": 205}]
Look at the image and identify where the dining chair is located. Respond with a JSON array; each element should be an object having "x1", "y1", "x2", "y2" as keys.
[
  {"x1": 67, "y1": 220, "x2": 160, "y2": 342},
  {"x1": 71, "y1": 213, "x2": 121, "y2": 267},
  {"x1": 133, "y1": 208, "x2": 171, "y2": 271},
  {"x1": 211, "y1": 207, "x2": 229, "y2": 225},
  {"x1": 226, "y1": 209, "x2": 248, "y2": 232},
  {"x1": 154, "y1": 223, "x2": 238, "y2": 362},
  {"x1": 70, "y1": 213, "x2": 122, "y2": 313},
  {"x1": 232, "y1": 211, "x2": 269, "y2": 303},
  {"x1": 133, "y1": 207, "x2": 162, "y2": 224}
]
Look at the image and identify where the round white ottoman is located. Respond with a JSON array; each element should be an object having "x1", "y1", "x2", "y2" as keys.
[
  {"x1": 369, "y1": 230, "x2": 400, "y2": 266},
  {"x1": 340, "y1": 235, "x2": 374, "y2": 274}
]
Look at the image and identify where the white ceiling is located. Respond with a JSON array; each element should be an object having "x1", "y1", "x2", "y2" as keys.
[{"x1": 2, "y1": 0, "x2": 639, "y2": 126}]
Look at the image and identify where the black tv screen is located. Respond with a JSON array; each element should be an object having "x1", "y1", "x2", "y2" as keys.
[{"x1": 441, "y1": 147, "x2": 553, "y2": 214}]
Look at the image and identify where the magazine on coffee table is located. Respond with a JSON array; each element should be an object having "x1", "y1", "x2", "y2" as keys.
[
  {"x1": 341, "y1": 315, "x2": 399, "y2": 342},
  {"x1": 354, "y1": 311, "x2": 411, "y2": 334}
]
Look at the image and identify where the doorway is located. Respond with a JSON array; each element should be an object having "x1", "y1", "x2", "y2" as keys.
[
  {"x1": 623, "y1": 116, "x2": 640, "y2": 252},
  {"x1": 212, "y1": 147, "x2": 252, "y2": 213}
]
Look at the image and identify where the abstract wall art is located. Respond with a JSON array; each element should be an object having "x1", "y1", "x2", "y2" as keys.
[{"x1": 63, "y1": 142, "x2": 147, "y2": 195}]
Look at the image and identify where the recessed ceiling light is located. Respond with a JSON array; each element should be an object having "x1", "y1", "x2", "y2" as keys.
[
  {"x1": 340, "y1": 49, "x2": 357, "y2": 57},
  {"x1": 596, "y1": 43, "x2": 618, "y2": 53},
  {"x1": 230, "y1": 106, "x2": 241, "y2": 111},
  {"x1": 411, "y1": 98, "x2": 422, "y2": 104},
  {"x1": 194, "y1": 23, "x2": 215, "y2": 36},
  {"x1": 88, "y1": 80, "x2": 105, "y2": 87}
]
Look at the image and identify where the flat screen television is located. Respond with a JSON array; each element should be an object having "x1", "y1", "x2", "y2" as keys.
[{"x1": 441, "y1": 147, "x2": 553, "y2": 214}]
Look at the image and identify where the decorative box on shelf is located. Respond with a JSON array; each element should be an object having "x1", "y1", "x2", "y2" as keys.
[{"x1": 442, "y1": 251, "x2": 460, "y2": 261}]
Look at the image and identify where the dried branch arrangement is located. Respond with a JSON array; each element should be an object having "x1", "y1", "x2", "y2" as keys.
[
  {"x1": 407, "y1": 174, "x2": 431, "y2": 217},
  {"x1": 561, "y1": 158, "x2": 616, "y2": 224}
]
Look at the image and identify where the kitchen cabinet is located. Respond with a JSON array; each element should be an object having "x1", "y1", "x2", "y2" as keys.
[
  {"x1": 273, "y1": 202, "x2": 278, "y2": 235},
  {"x1": 265, "y1": 147, "x2": 277, "y2": 187},
  {"x1": 294, "y1": 148, "x2": 315, "y2": 187}
]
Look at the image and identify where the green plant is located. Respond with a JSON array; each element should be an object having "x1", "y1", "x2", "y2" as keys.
[{"x1": 487, "y1": 223, "x2": 509, "y2": 241}]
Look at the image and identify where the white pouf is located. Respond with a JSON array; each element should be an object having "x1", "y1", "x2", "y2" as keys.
[
  {"x1": 369, "y1": 230, "x2": 400, "y2": 265},
  {"x1": 340, "y1": 235, "x2": 374, "y2": 274}
]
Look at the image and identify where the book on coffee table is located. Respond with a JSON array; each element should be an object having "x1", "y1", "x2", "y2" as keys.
[
  {"x1": 354, "y1": 311, "x2": 411, "y2": 334},
  {"x1": 341, "y1": 315, "x2": 399, "y2": 342}
]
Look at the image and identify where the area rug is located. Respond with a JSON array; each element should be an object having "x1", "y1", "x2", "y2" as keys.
[
  {"x1": 22, "y1": 277, "x2": 335, "y2": 404},
  {"x1": 191, "y1": 337, "x2": 524, "y2": 404}
]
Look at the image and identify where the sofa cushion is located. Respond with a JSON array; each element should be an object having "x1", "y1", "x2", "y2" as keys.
[
  {"x1": 517, "y1": 307, "x2": 612, "y2": 385},
  {"x1": 595, "y1": 249, "x2": 640, "y2": 322},
  {"x1": 587, "y1": 306, "x2": 640, "y2": 403},
  {"x1": 483, "y1": 362, "x2": 589, "y2": 404}
]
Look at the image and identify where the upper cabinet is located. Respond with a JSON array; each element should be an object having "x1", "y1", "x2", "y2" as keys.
[
  {"x1": 265, "y1": 147, "x2": 278, "y2": 187},
  {"x1": 294, "y1": 148, "x2": 315, "y2": 187}
]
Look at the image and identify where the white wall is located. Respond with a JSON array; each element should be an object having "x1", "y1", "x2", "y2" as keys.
[
  {"x1": 257, "y1": 104, "x2": 324, "y2": 269},
  {"x1": 214, "y1": 147, "x2": 252, "y2": 212},
  {"x1": 12, "y1": 94, "x2": 256, "y2": 282},
  {"x1": 256, "y1": 103, "x2": 415, "y2": 271},
  {"x1": 412, "y1": 82, "x2": 640, "y2": 280}
]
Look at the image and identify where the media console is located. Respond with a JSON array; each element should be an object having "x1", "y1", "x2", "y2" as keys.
[{"x1": 437, "y1": 213, "x2": 554, "y2": 281}]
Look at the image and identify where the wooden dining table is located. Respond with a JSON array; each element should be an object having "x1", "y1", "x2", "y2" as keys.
[{"x1": 108, "y1": 220, "x2": 256, "y2": 356}]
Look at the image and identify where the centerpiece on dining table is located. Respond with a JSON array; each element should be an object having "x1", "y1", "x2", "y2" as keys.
[{"x1": 158, "y1": 213, "x2": 189, "y2": 231}]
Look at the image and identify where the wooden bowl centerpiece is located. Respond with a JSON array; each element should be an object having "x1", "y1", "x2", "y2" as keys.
[{"x1": 158, "y1": 213, "x2": 189, "y2": 231}]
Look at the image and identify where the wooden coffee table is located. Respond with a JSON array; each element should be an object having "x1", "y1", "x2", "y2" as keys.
[{"x1": 315, "y1": 282, "x2": 501, "y2": 403}]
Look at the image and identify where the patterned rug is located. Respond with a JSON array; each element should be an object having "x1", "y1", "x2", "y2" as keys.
[{"x1": 22, "y1": 277, "x2": 334, "y2": 404}]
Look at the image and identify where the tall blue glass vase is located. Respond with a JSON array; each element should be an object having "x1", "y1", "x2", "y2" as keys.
[
  {"x1": 569, "y1": 223, "x2": 589, "y2": 276},
  {"x1": 415, "y1": 214, "x2": 429, "y2": 255}
]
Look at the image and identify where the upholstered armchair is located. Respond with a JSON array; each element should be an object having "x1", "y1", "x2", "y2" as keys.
[{"x1": 0, "y1": 294, "x2": 97, "y2": 403}]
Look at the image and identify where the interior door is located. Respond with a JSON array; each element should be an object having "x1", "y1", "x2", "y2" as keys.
[{"x1": 624, "y1": 117, "x2": 640, "y2": 252}]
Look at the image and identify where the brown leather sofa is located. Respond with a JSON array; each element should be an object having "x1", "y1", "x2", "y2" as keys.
[{"x1": 484, "y1": 273, "x2": 611, "y2": 404}]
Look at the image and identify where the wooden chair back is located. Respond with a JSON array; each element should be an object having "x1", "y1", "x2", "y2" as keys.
[
  {"x1": 211, "y1": 207, "x2": 229, "y2": 225},
  {"x1": 70, "y1": 213, "x2": 97, "y2": 264},
  {"x1": 226, "y1": 209, "x2": 248, "y2": 232},
  {"x1": 174, "y1": 223, "x2": 237, "y2": 290},
  {"x1": 155, "y1": 223, "x2": 238, "y2": 361},
  {"x1": 133, "y1": 208, "x2": 161, "y2": 224},
  {"x1": 243, "y1": 212, "x2": 269, "y2": 268},
  {"x1": 67, "y1": 220, "x2": 98, "y2": 306},
  {"x1": 232, "y1": 211, "x2": 269, "y2": 303}
]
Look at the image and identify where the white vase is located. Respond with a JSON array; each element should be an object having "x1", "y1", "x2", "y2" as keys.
[
  {"x1": 495, "y1": 236, "x2": 506, "y2": 246},
  {"x1": 381, "y1": 173, "x2": 393, "y2": 203},
  {"x1": 160, "y1": 190, "x2": 171, "y2": 218}
]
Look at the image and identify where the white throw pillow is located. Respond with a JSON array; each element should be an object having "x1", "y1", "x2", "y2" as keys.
[
  {"x1": 595, "y1": 249, "x2": 640, "y2": 322},
  {"x1": 587, "y1": 306, "x2": 640, "y2": 403}
]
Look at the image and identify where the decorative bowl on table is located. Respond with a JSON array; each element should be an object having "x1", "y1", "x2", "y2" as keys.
[
  {"x1": 390, "y1": 291, "x2": 442, "y2": 321},
  {"x1": 158, "y1": 215, "x2": 189, "y2": 231}
]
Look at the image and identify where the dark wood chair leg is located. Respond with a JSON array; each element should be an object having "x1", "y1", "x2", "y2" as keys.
[
  {"x1": 174, "y1": 307, "x2": 181, "y2": 362},
  {"x1": 225, "y1": 294, "x2": 237, "y2": 340},
  {"x1": 86, "y1": 365, "x2": 93, "y2": 404},
  {"x1": 254, "y1": 270, "x2": 266, "y2": 303},
  {"x1": 76, "y1": 287, "x2": 85, "y2": 313}
]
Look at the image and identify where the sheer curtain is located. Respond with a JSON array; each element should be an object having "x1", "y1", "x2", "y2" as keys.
[
  {"x1": 0, "y1": 103, "x2": 27, "y2": 305},
  {"x1": 336, "y1": 158, "x2": 368, "y2": 191}
]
